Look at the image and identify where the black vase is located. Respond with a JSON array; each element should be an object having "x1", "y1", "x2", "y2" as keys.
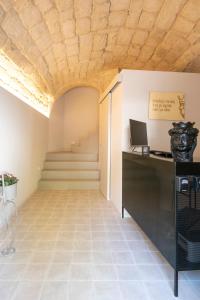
[{"x1": 168, "y1": 122, "x2": 199, "y2": 162}]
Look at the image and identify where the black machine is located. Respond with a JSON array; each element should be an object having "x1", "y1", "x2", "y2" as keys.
[
  {"x1": 122, "y1": 152, "x2": 200, "y2": 297},
  {"x1": 176, "y1": 171, "x2": 200, "y2": 296}
]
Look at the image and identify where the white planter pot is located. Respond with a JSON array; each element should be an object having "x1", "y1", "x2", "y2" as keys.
[{"x1": 0, "y1": 183, "x2": 17, "y2": 202}]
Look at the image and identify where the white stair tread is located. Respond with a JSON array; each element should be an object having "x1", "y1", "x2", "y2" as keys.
[
  {"x1": 40, "y1": 178, "x2": 99, "y2": 182},
  {"x1": 46, "y1": 153, "x2": 97, "y2": 160},
  {"x1": 47, "y1": 151, "x2": 97, "y2": 154},
  {"x1": 42, "y1": 168, "x2": 99, "y2": 171},
  {"x1": 41, "y1": 152, "x2": 99, "y2": 190},
  {"x1": 44, "y1": 162, "x2": 98, "y2": 170},
  {"x1": 45, "y1": 160, "x2": 98, "y2": 162},
  {"x1": 41, "y1": 168, "x2": 99, "y2": 180}
]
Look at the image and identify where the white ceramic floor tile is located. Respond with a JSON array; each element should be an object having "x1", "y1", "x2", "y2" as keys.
[
  {"x1": 178, "y1": 281, "x2": 200, "y2": 300},
  {"x1": 0, "y1": 250, "x2": 32, "y2": 264},
  {"x1": 144, "y1": 281, "x2": 176, "y2": 300},
  {"x1": 30, "y1": 251, "x2": 53, "y2": 264},
  {"x1": 93, "y1": 264, "x2": 117, "y2": 281},
  {"x1": 0, "y1": 281, "x2": 18, "y2": 300},
  {"x1": 72, "y1": 251, "x2": 92, "y2": 263},
  {"x1": 0, "y1": 190, "x2": 199, "y2": 300},
  {"x1": 40, "y1": 281, "x2": 68, "y2": 300},
  {"x1": 56, "y1": 241, "x2": 75, "y2": 251},
  {"x1": 52, "y1": 251, "x2": 73, "y2": 264},
  {"x1": 93, "y1": 241, "x2": 110, "y2": 251},
  {"x1": 46, "y1": 263, "x2": 70, "y2": 281},
  {"x1": 185, "y1": 270, "x2": 200, "y2": 281},
  {"x1": 0, "y1": 263, "x2": 26, "y2": 280},
  {"x1": 150, "y1": 251, "x2": 168, "y2": 265},
  {"x1": 127, "y1": 240, "x2": 150, "y2": 252},
  {"x1": 92, "y1": 231, "x2": 108, "y2": 241},
  {"x1": 138, "y1": 265, "x2": 165, "y2": 281},
  {"x1": 21, "y1": 263, "x2": 49, "y2": 281},
  {"x1": 159, "y1": 264, "x2": 188, "y2": 281},
  {"x1": 119, "y1": 281, "x2": 149, "y2": 300},
  {"x1": 116, "y1": 265, "x2": 141, "y2": 280},
  {"x1": 94, "y1": 281, "x2": 122, "y2": 300},
  {"x1": 112, "y1": 251, "x2": 134, "y2": 264},
  {"x1": 107, "y1": 231, "x2": 125, "y2": 241},
  {"x1": 122, "y1": 230, "x2": 144, "y2": 241},
  {"x1": 132, "y1": 250, "x2": 157, "y2": 264},
  {"x1": 109, "y1": 241, "x2": 129, "y2": 252},
  {"x1": 69, "y1": 264, "x2": 93, "y2": 280},
  {"x1": 12, "y1": 281, "x2": 42, "y2": 300},
  {"x1": 68, "y1": 281, "x2": 94, "y2": 300},
  {"x1": 92, "y1": 251, "x2": 113, "y2": 264},
  {"x1": 74, "y1": 240, "x2": 93, "y2": 251}
]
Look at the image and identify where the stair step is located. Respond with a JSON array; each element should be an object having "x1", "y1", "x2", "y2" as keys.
[
  {"x1": 39, "y1": 179, "x2": 100, "y2": 190},
  {"x1": 44, "y1": 161, "x2": 99, "y2": 170},
  {"x1": 40, "y1": 151, "x2": 100, "y2": 190},
  {"x1": 46, "y1": 152, "x2": 98, "y2": 162},
  {"x1": 41, "y1": 169, "x2": 99, "y2": 180}
]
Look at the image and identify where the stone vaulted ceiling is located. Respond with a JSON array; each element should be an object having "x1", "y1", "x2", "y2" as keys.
[{"x1": 0, "y1": 0, "x2": 200, "y2": 115}]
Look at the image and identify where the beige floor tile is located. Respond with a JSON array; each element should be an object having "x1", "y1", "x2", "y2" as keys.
[
  {"x1": 68, "y1": 281, "x2": 94, "y2": 300},
  {"x1": 21, "y1": 263, "x2": 49, "y2": 281},
  {"x1": 112, "y1": 251, "x2": 134, "y2": 264},
  {"x1": 94, "y1": 264, "x2": 117, "y2": 280},
  {"x1": 116, "y1": 265, "x2": 141, "y2": 280},
  {"x1": 12, "y1": 281, "x2": 42, "y2": 300},
  {"x1": 94, "y1": 281, "x2": 122, "y2": 300},
  {"x1": 120, "y1": 281, "x2": 148, "y2": 300},
  {"x1": 52, "y1": 251, "x2": 73, "y2": 264},
  {"x1": 40, "y1": 281, "x2": 68, "y2": 300},
  {"x1": 0, "y1": 189, "x2": 198, "y2": 300},
  {"x1": 69, "y1": 264, "x2": 93, "y2": 280},
  {"x1": 0, "y1": 281, "x2": 18, "y2": 300},
  {"x1": 0, "y1": 263, "x2": 26, "y2": 280},
  {"x1": 72, "y1": 251, "x2": 92, "y2": 263},
  {"x1": 92, "y1": 251, "x2": 113, "y2": 264},
  {"x1": 46, "y1": 263, "x2": 70, "y2": 281},
  {"x1": 30, "y1": 251, "x2": 53, "y2": 264}
]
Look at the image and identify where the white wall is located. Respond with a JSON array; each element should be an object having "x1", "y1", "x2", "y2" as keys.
[
  {"x1": 105, "y1": 70, "x2": 200, "y2": 214},
  {"x1": 99, "y1": 93, "x2": 111, "y2": 200},
  {"x1": 121, "y1": 70, "x2": 200, "y2": 158},
  {"x1": 48, "y1": 87, "x2": 99, "y2": 153},
  {"x1": 63, "y1": 87, "x2": 99, "y2": 153},
  {"x1": 0, "y1": 86, "x2": 48, "y2": 207},
  {"x1": 110, "y1": 84, "x2": 123, "y2": 213},
  {"x1": 48, "y1": 97, "x2": 64, "y2": 152}
]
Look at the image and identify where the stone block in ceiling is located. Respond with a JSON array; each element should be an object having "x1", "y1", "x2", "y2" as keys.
[{"x1": 0, "y1": 0, "x2": 199, "y2": 116}]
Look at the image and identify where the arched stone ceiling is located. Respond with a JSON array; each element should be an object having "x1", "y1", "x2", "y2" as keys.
[{"x1": 0, "y1": 0, "x2": 200, "y2": 115}]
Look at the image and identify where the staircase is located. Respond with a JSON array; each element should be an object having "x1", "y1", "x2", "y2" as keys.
[
  {"x1": 71, "y1": 131, "x2": 98, "y2": 154},
  {"x1": 39, "y1": 152, "x2": 100, "y2": 190}
]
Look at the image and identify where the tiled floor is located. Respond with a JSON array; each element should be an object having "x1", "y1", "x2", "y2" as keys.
[{"x1": 0, "y1": 190, "x2": 200, "y2": 300}]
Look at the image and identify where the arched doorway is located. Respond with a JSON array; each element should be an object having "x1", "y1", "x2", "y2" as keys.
[{"x1": 48, "y1": 86, "x2": 99, "y2": 154}]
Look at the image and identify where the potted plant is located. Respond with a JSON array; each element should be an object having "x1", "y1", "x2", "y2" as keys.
[{"x1": 0, "y1": 173, "x2": 18, "y2": 202}]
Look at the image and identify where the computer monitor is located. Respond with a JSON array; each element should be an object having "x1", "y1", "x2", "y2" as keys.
[{"x1": 129, "y1": 119, "x2": 148, "y2": 146}]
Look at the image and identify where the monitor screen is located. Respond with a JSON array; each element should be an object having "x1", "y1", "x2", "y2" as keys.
[{"x1": 129, "y1": 119, "x2": 148, "y2": 146}]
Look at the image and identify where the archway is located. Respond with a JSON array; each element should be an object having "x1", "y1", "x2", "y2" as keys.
[{"x1": 48, "y1": 86, "x2": 100, "y2": 154}]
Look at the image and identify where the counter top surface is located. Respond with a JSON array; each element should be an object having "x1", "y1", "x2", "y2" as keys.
[{"x1": 123, "y1": 151, "x2": 200, "y2": 163}]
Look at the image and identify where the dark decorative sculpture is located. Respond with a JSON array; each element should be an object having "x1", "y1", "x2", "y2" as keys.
[{"x1": 168, "y1": 122, "x2": 199, "y2": 162}]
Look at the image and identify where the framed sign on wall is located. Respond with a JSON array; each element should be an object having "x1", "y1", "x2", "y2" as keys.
[{"x1": 149, "y1": 92, "x2": 185, "y2": 120}]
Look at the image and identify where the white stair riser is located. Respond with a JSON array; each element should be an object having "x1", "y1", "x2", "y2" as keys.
[
  {"x1": 46, "y1": 152, "x2": 98, "y2": 161},
  {"x1": 42, "y1": 170, "x2": 99, "y2": 180},
  {"x1": 44, "y1": 161, "x2": 98, "y2": 170},
  {"x1": 40, "y1": 152, "x2": 100, "y2": 190},
  {"x1": 39, "y1": 180, "x2": 99, "y2": 190}
]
